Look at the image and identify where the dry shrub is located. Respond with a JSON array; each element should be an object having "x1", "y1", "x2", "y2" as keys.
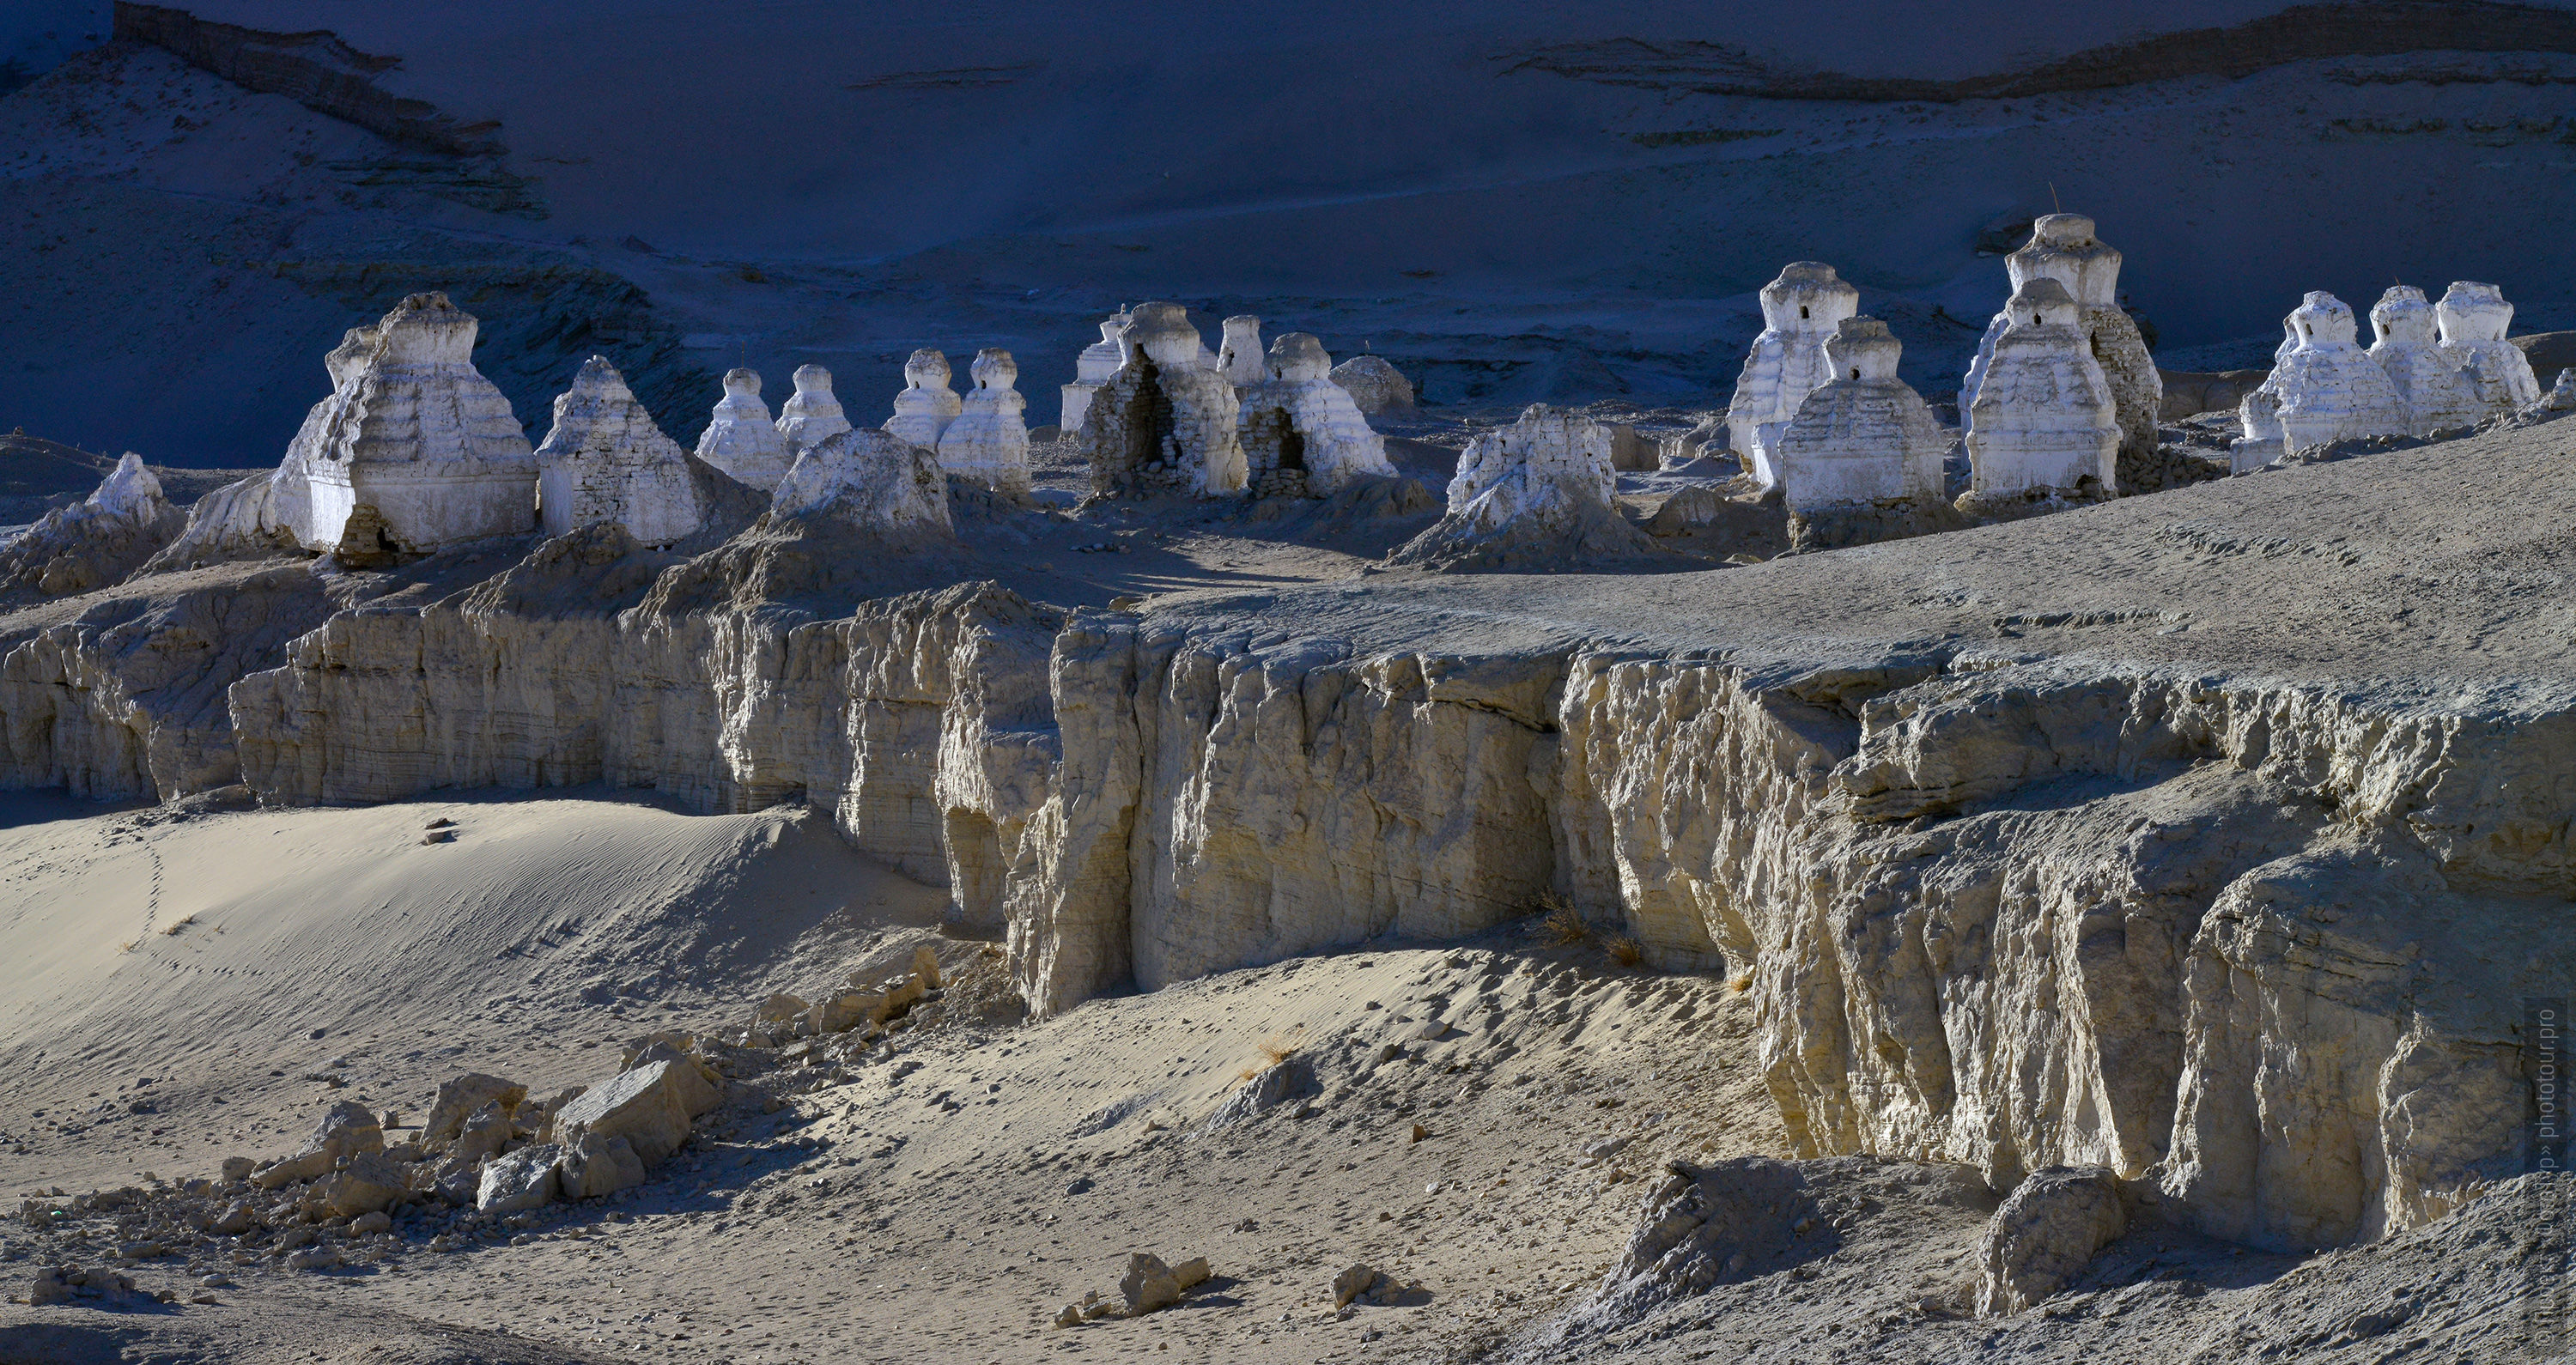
[
  {"x1": 1728, "y1": 972, "x2": 1754, "y2": 993},
  {"x1": 1604, "y1": 935, "x2": 1644, "y2": 967},
  {"x1": 160, "y1": 913, "x2": 196, "y2": 936},
  {"x1": 1240, "y1": 1026, "x2": 1307, "y2": 1081},
  {"x1": 1536, "y1": 894, "x2": 1591, "y2": 945}
]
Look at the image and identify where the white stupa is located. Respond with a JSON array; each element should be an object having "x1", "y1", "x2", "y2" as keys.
[
  {"x1": 884, "y1": 349, "x2": 963, "y2": 450},
  {"x1": 2266, "y1": 292, "x2": 2409, "y2": 453},
  {"x1": 1775, "y1": 318, "x2": 1947, "y2": 513},
  {"x1": 1060, "y1": 310, "x2": 1129, "y2": 433},
  {"x1": 2436, "y1": 282, "x2": 2541, "y2": 413},
  {"x1": 273, "y1": 293, "x2": 538, "y2": 559},
  {"x1": 936, "y1": 349, "x2": 1033, "y2": 493},
  {"x1": 1236, "y1": 333, "x2": 1395, "y2": 496},
  {"x1": 774, "y1": 364, "x2": 852, "y2": 456},
  {"x1": 1725, "y1": 262, "x2": 1859, "y2": 488},
  {"x1": 1964, "y1": 280, "x2": 2117, "y2": 499},
  {"x1": 694, "y1": 368, "x2": 795, "y2": 492},
  {"x1": 2366, "y1": 287, "x2": 2485, "y2": 436},
  {"x1": 533, "y1": 357, "x2": 707, "y2": 546},
  {"x1": 1959, "y1": 214, "x2": 2161, "y2": 488}
]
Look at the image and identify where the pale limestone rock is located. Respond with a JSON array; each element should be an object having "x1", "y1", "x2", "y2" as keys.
[
  {"x1": 884, "y1": 349, "x2": 963, "y2": 451},
  {"x1": 1216, "y1": 316, "x2": 1267, "y2": 387},
  {"x1": 2437, "y1": 281, "x2": 2542, "y2": 412},
  {"x1": 556, "y1": 1131, "x2": 646, "y2": 1200},
  {"x1": 1977, "y1": 1167, "x2": 2124, "y2": 1314},
  {"x1": 1964, "y1": 279, "x2": 2117, "y2": 500},
  {"x1": 1776, "y1": 318, "x2": 1947, "y2": 512},
  {"x1": 273, "y1": 294, "x2": 538, "y2": 561},
  {"x1": 420, "y1": 1073, "x2": 525, "y2": 1150},
  {"x1": 620, "y1": 1040, "x2": 723, "y2": 1117},
  {"x1": 773, "y1": 428, "x2": 956, "y2": 542},
  {"x1": 255, "y1": 1100, "x2": 383, "y2": 1188},
  {"x1": 449, "y1": 1101, "x2": 513, "y2": 1163},
  {"x1": 774, "y1": 364, "x2": 852, "y2": 456},
  {"x1": 535, "y1": 356, "x2": 707, "y2": 546},
  {"x1": 1076, "y1": 303, "x2": 1247, "y2": 496},
  {"x1": 1959, "y1": 214, "x2": 2161, "y2": 489},
  {"x1": 318, "y1": 1151, "x2": 410, "y2": 1219},
  {"x1": 2263, "y1": 292, "x2": 2409, "y2": 454},
  {"x1": 695, "y1": 368, "x2": 794, "y2": 492},
  {"x1": 476, "y1": 1144, "x2": 560, "y2": 1212},
  {"x1": 1386, "y1": 404, "x2": 1667, "y2": 571},
  {"x1": 936, "y1": 349, "x2": 1032, "y2": 493},
  {"x1": 2366, "y1": 287, "x2": 2485, "y2": 436},
  {"x1": 1726, "y1": 262, "x2": 1859, "y2": 488},
  {"x1": 0, "y1": 453, "x2": 184, "y2": 597},
  {"x1": 1235, "y1": 333, "x2": 1394, "y2": 497},
  {"x1": 1119, "y1": 1252, "x2": 1211, "y2": 1314},
  {"x1": 550, "y1": 1059, "x2": 692, "y2": 1165},
  {"x1": 1328, "y1": 355, "x2": 1415, "y2": 416},
  {"x1": 1060, "y1": 311, "x2": 1130, "y2": 433}
]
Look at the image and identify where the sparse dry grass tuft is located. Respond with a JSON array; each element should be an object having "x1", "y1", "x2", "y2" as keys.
[
  {"x1": 1536, "y1": 893, "x2": 1591, "y2": 945},
  {"x1": 1604, "y1": 934, "x2": 1644, "y2": 967},
  {"x1": 1240, "y1": 1025, "x2": 1307, "y2": 1081},
  {"x1": 160, "y1": 913, "x2": 196, "y2": 936},
  {"x1": 1728, "y1": 972, "x2": 1754, "y2": 993}
]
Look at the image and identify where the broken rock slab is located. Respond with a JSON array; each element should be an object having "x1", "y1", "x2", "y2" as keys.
[
  {"x1": 476, "y1": 1144, "x2": 561, "y2": 1212},
  {"x1": 1119, "y1": 1252, "x2": 1212, "y2": 1314},
  {"x1": 421, "y1": 1073, "x2": 526, "y2": 1150},
  {"x1": 550, "y1": 1059, "x2": 693, "y2": 1166},
  {"x1": 254, "y1": 1101, "x2": 383, "y2": 1188},
  {"x1": 557, "y1": 1131, "x2": 647, "y2": 1200}
]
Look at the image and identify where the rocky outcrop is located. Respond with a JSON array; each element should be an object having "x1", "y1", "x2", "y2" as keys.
[{"x1": 1328, "y1": 355, "x2": 1415, "y2": 417}]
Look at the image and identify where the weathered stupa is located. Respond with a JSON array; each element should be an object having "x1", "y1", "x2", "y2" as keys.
[
  {"x1": 1075, "y1": 302, "x2": 1247, "y2": 496},
  {"x1": 884, "y1": 349, "x2": 964, "y2": 450},
  {"x1": 1774, "y1": 318, "x2": 1952, "y2": 548},
  {"x1": 2366, "y1": 287, "x2": 2485, "y2": 437},
  {"x1": 1060, "y1": 312, "x2": 1130, "y2": 433},
  {"x1": 1963, "y1": 280, "x2": 2117, "y2": 503},
  {"x1": 1385, "y1": 404, "x2": 1667, "y2": 571},
  {"x1": 2436, "y1": 281, "x2": 2542, "y2": 413},
  {"x1": 694, "y1": 368, "x2": 795, "y2": 491},
  {"x1": 774, "y1": 364, "x2": 852, "y2": 456},
  {"x1": 0, "y1": 452, "x2": 185, "y2": 597},
  {"x1": 1330, "y1": 355, "x2": 1416, "y2": 416},
  {"x1": 1960, "y1": 214, "x2": 2161, "y2": 491},
  {"x1": 2255, "y1": 292, "x2": 2409, "y2": 460},
  {"x1": 1235, "y1": 333, "x2": 1395, "y2": 497},
  {"x1": 534, "y1": 356, "x2": 708, "y2": 546},
  {"x1": 1726, "y1": 263, "x2": 1859, "y2": 488},
  {"x1": 935, "y1": 349, "x2": 1032, "y2": 493},
  {"x1": 1217, "y1": 316, "x2": 1268, "y2": 388},
  {"x1": 770, "y1": 428, "x2": 955, "y2": 543},
  {"x1": 271, "y1": 293, "x2": 538, "y2": 561}
]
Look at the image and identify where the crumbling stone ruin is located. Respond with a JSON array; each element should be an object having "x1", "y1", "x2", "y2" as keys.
[
  {"x1": 1059, "y1": 311, "x2": 1129, "y2": 433},
  {"x1": 0, "y1": 453, "x2": 185, "y2": 597},
  {"x1": 533, "y1": 356, "x2": 709, "y2": 546},
  {"x1": 774, "y1": 363, "x2": 852, "y2": 457},
  {"x1": 1726, "y1": 262, "x2": 1859, "y2": 488},
  {"x1": 271, "y1": 292, "x2": 539, "y2": 563},
  {"x1": 769, "y1": 428, "x2": 956, "y2": 543},
  {"x1": 1216, "y1": 315, "x2": 1267, "y2": 387},
  {"x1": 1234, "y1": 333, "x2": 1395, "y2": 497},
  {"x1": 884, "y1": 349, "x2": 963, "y2": 451},
  {"x1": 1074, "y1": 302, "x2": 1247, "y2": 496},
  {"x1": 935, "y1": 349, "x2": 1032, "y2": 493},
  {"x1": 1962, "y1": 279, "x2": 2117, "y2": 507},
  {"x1": 1329, "y1": 354, "x2": 1416, "y2": 416},
  {"x1": 1385, "y1": 403, "x2": 1668, "y2": 571},
  {"x1": 1774, "y1": 318, "x2": 1957, "y2": 550},
  {"x1": 2366, "y1": 287, "x2": 2484, "y2": 436},
  {"x1": 693, "y1": 367, "x2": 795, "y2": 492},
  {"x1": 1961, "y1": 214, "x2": 2162, "y2": 491},
  {"x1": 2436, "y1": 280, "x2": 2542, "y2": 412},
  {"x1": 2234, "y1": 291, "x2": 2408, "y2": 471}
]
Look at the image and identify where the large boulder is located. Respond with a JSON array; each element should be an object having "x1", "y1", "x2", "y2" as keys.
[
  {"x1": 1329, "y1": 355, "x2": 1417, "y2": 417},
  {"x1": 551, "y1": 1060, "x2": 693, "y2": 1166},
  {"x1": 255, "y1": 1101, "x2": 382, "y2": 1188},
  {"x1": 1978, "y1": 1166, "x2": 2126, "y2": 1314},
  {"x1": 619, "y1": 1040, "x2": 723, "y2": 1117},
  {"x1": 556, "y1": 1131, "x2": 647, "y2": 1200},
  {"x1": 319, "y1": 1150, "x2": 410, "y2": 1219}
]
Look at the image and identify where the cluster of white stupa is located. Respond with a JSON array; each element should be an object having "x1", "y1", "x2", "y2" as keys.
[
  {"x1": 1723, "y1": 212, "x2": 2545, "y2": 523},
  {"x1": 180, "y1": 289, "x2": 1419, "y2": 567},
  {"x1": 2230, "y1": 281, "x2": 2539, "y2": 470}
]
